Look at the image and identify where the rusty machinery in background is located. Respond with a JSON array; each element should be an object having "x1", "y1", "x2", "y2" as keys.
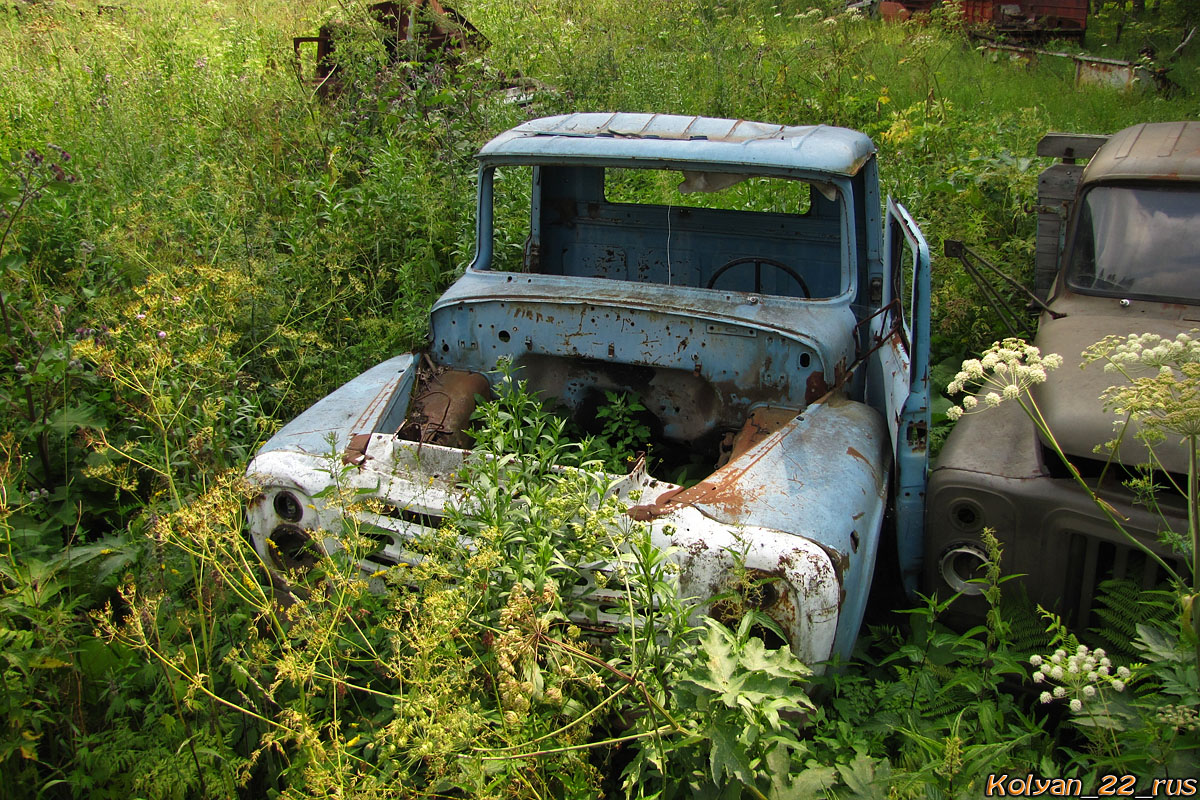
[
  {"x1": 953, "y1": 0, "x2": 1087, "y2": 40},
  {"x1": 858, "y1": 0, "x2": 1087, "y2": 40},
  {"x1": 856, "y1": 0, "x2": 1192, "y2": 95},
  {"x1": 293, "y1": 0, "x2": 485, "y2": 97}
]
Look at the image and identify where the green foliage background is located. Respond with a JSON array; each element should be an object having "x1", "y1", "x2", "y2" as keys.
[{"x1": 0, "y1": 0, "x2": 1197, "y2": 796}]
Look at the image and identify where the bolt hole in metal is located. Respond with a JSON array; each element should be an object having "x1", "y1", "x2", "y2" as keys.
[
  {"x1": 949, "y1": 499, "x2": 983, "y2": 532},
  {"x1": 939, "y1": 542, "x2": 990, "y2": 595}
]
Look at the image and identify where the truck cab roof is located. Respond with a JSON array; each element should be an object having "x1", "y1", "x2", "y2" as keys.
[
  {"x1": 477, "y1": 112, "x2": 877, "y2": 177},
  {"x1": 1082, "y1": 121, "x2": 1200, "y2": 185}
]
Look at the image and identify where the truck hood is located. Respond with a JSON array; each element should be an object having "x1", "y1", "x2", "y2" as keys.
[{"x1": 1033, "y1": 314, "x2": 1190, "y2": 475}]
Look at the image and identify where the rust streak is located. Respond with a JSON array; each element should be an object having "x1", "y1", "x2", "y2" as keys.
[
  {"x1": 805, "y1": 370, "x2": 830, "y2": 405},
  {"x1": 846, "y1": 446, "x2": 870, "y2": 467},
  {"x1": 626, "y1": 486, "x2": 686, "y2": 521},
  {"x1": 349, "y1": 373, "x2": 404, "y2": 434},
  {"x1": 343, "y1": 433, "x2": 373, "y2": 467}
]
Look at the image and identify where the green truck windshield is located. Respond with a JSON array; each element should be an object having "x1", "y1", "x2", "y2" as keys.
[{"x1": 1067, "y1": 184, "x2": 1200, "y2": 303}]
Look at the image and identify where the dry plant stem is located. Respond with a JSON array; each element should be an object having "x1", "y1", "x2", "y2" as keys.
[
  {"x1": 113, "y1": 625, "x2": 295, "y2": 733},
  {"x1": 163, "y1": 659, "x2": 211, "y2": 797},
  {"x1": 545, "y1": 632, "x2": 685, "y2": 733},
  {"x1": 479, "y1": 724, "x2": 679, "y2": 761},
  {"x1": 472, "y1": 682, "x2": 633, "y2": 753},
  {"x1": 1190, "y1": 435, "x2": 1199, "y2": 667}
]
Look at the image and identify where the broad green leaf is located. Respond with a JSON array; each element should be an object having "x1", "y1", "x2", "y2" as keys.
[
  {"x1": 837, "y1": 752, "x2": 889, "y2": 800},
  {"x1": 741, "y1": 636, "x2": 812, "y2": 682},
  {"x1": 701, "y1": 619, "x2": 738, "y2": 687},
  {"x1": 779, "y1": 765, "x2": 838, "y2": 800},
  {"x1": 0, "y1": 251, "x2": 26, "y2": 272},
  {"x1": 1134, "y1": 622, "x2": 1179, "y2": 661},
  {"x1": 709, "y1": 723, "x2": 752, "y2": 785},
  {"x1": 47, "y1": 405, "x2": 97, "y2": 435}
]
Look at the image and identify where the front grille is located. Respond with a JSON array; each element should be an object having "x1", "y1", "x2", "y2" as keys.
[{"x1": 1063, "y1": 531, "x2": 1186, "y2": 629}]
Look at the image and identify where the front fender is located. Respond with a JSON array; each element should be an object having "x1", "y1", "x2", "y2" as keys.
[
  {"x1": 256, "y1": 354, "x2": 417, "y2": 458},
  {"x1": 643, "y1": 395, "x2": 891, "y2": 658}
]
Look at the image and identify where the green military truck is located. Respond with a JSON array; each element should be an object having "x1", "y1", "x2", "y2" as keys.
[{"x1": 925, "y1": 121, "x2": 1199, "y2": 627}]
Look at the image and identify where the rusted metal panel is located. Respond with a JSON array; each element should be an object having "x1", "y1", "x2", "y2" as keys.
[
  {"x1": 1081, "y1": 121, "x2": 1200, "y2": 183},
  {"x1": 343, "y1": 433, "x2": 373, "y2": 466},
  {"x1": 1075, "y1": 57, "x2": 1151, "y2": 91},
  {"x1": 397, "y1": 368, "x2": 491, "y2": 448},
  {"x1": 950, "y1": 0, "x2": 1086, "y2": 37},
  {"x1": 723, "y1": 406, "x2": 798, "y2": 464},
  {"x1": 982, "y1": 43, "x2": 1166, "y2": 95},
  {"x1": 293, "y1": 0, "x2": 484, "y2": 97},
  {"x1": 429, "y1": 272, "x2": 859, "y2": 428}
]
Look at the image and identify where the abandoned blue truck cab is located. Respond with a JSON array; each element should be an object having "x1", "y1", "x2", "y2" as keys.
[{"x1": 246, "y1": 113, "x2": 930, "y2": 665}]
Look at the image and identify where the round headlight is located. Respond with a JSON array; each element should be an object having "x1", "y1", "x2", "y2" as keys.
[{"x1": 938, "y1": 542, "x2": 989, "y2": 595}]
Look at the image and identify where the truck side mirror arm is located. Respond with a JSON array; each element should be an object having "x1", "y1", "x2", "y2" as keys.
[{"x1": 943, "y1": 239, "x2": 1066, "y2": 337}]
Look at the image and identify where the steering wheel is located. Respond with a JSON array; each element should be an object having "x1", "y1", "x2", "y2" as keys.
[{"x1": 705, "y1": 257, "x2": 810, "y2": 298}]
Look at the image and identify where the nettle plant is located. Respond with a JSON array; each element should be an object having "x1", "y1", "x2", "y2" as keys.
[{"x1": 945, "y1": 333, "x2": 1200, "y2": 772}]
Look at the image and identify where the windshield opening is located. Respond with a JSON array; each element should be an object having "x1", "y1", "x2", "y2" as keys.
[
  {"x1": 483, "y1": 163, "x2": 848, "y2": 299},
  {"x1": 1066, "y1": 183, "x2": 1200, "y2": 303}
]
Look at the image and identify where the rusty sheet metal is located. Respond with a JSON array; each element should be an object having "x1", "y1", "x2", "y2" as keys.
[
  {"x1": 517, "y1": 353, "x2": 722, "y2": 443},
  {"x1": 398, "y1": 369, "x2": 491, "y2": 448},
  {"x1": 956, "y1": 0, "x2": 1086, "y2": 37},
  {"x1": 343, "y1": 433, "x2": 373, "y2": 466},
  {"x1": 983, "y1": 43, "x2": 1154, "y2": 92},
  {"x1": 1079, "y1": 121, "x2": 1200, "y2": 185},
  {"x1": 623, "y1": 395, "x2": 888, "y2": 657},
  {"x1": 651, "y1": 500, "x2": 845, "y2": 664},
  {"x1": 640, "y1": 397, "x2": 887, "y2": 552},
  {"x1": 1074, "y1": 58, "x2": 1150, "y2": 91},
  {"x1": 294, "y1": 0, "x2": 484, "y2": 96},
  {"x1": 725, "y1": 406, "x2": 799, "y2": 463},
  {"x1": 430, "y1": 271, "x2": 858, "y2": 427},
  {"x1": 368, "y1": 0, "x2": 482, "y2": 53}
]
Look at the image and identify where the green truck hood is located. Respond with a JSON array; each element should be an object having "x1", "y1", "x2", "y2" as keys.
[{"x1": 1034, "y1": 313, "x2": 1192, "y2": 475}]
